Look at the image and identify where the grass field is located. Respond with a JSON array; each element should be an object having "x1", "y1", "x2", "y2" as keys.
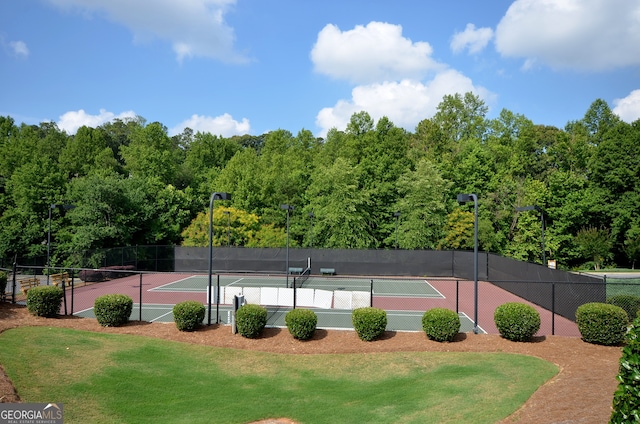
[{"x1": 0, "y1": 327, "x2": 558, "y2": 424}]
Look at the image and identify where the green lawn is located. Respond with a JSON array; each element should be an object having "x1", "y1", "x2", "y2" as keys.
[{"x1": 0, "y1": 327, "x2": 558, "y2": 424}]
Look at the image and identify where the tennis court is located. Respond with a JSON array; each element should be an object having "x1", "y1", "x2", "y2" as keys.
[{"x1": 72, "y1": 273, "x2": 484, "y2": 333}]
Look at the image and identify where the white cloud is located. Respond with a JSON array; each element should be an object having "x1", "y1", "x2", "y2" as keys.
[
  {"x1": 169, "y1": 113, "x2": 250, "y2": 137},
  {"x1": 57, "y1": 109, "x2": 137, "y2": 134},
  {"x1": 46, "y1": 0, "x2": 246, "y2": 63},
  {"x1": 315, "y1": 70, "x2": 494, "y2": 137},
  {"x1": 450, "y1": 24, "x2": 493, "y2": 55},
  {"x1": 495, "y1": 0, "x2": 640, "y2": 71},
  {"x1": 9, "y1": 40, "x2": 29, "y2": 57},
  {"x1": 613, "y1": 90, "x2": 640, "y2": 123},
  {"x1": 311, "y1": 22, "x2": 442, "y2": 84}
]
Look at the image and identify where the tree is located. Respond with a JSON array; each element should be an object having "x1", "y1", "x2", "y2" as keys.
[
  {"x1": 306, "y1": 158, "x2": 374, "y2": 249},
  {"x1": 120, "y1": 122, "x2": 181, "y2": 185},
  {"x1": 440, "y1": 208, "x2": 475, "y2": 250},
  {"x1": 574, "y1": 227, "x2": 613, "y2": 270},
  {"x1": 58, "y1": 126, "x2": 119, "y2": 177},
  {"x1": 393, "y1": 159, "x2": 451, "y2": 249}
]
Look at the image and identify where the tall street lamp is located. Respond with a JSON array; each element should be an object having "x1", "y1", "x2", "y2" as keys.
[
  {"x1": 281, "y1": 204, "x2": 294, "y2": 288},
  {"x1": 458, "y1": 193, "x2": 479, "y2": 334},
  {"x1": 393, "y1": 211, "x2": 401, "y2": 249},
  {"x1": 516, "y1": 205, "x2": 546, "y2": 265},
  {"x1": 47, "y1": 203, "x2": 75, "y2": 285},
  {"x1": 208, "y1": 192, "x2": 231, "y2": 325}
]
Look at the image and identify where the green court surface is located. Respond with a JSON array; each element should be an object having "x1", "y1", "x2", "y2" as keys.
[
  {"x1": 73, "y1": 273, "x2": 483, "y2": 333},
  {"x1": 149, "y1": 274, "x2": 445, "y2": 298}
]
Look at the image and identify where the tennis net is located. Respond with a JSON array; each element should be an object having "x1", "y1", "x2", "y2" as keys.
[{"x1": 294, "y1": 267, "x2": 311, "y2": 288}]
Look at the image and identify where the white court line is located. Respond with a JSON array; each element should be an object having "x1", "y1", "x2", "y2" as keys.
[
  {"x1": 149, "y1": 275, "x2": 199, "y2": 291},
  {"x1": 425, "y1": 279, "x2": 446, "y2": 298},
  {"x1": 458, "y1": 311, "x2": 486, "y2": 334},
  {"x1": 226, "y1": 277, "x2": 245, "y2": 286}
]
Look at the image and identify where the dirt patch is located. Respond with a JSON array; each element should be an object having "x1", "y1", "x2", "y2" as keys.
[{"x1": 0, "y1": 303, "x2": 622, "y2": 423}]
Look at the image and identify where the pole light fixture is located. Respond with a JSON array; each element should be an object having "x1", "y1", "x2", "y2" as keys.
[
  {"x1": 281, "y1": 204, "x2": 295, "y2": 288},
  {"x1": 208, "y1": 192, "x2": 231, "y2": 325},
  {"x1": 47, "y1": 203, "x2": 75, "y2": 285},
  {"x1": 457, "y1": 193, "x2": 479, "y2": 334},
  {"x1": 393, "y1": 211, "x2": 401, "y2": 249},
  {"x1": 516, "y1": 205, "x2": 546, "y2": 265}
]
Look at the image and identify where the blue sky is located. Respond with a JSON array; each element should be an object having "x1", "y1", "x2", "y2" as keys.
[{"x1": 1, "y1": 0, "x2": 639, "y2": 138}]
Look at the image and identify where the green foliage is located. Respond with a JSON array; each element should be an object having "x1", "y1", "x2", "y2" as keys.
[
  {"x1": 94, "y1": 294, "x2": 133, "y2": 327},
  {"x1": 576, "y1": 302, "x2": 628, "y2": 346},
  {"x1": 607, "y1": 295, "x2": 640, "y2": 322},
  {"x1": 611, "y1": 316, "x2": 640, "y2": 423},
  {"x1": 26, "y1": 285, "x2": 63, "y2": 317},
  {"x1": 421, "y1": 308, "x2": 460, "y2": 342},
  {"x1": 352, "y1": 307, "x2": 387, "y2": 341},
  {"x1": 284, "y1": 308, "x2": 318, "y2": 340},
  {"x1": 493, "y1": 302, "x2": 541, "y2": 342},
  {"x1": 235, "y1": 304, "x2": 267, "y2": 338},
  {"x1": 574, "y1": 227, "x2": 613, "y2": 270},
  {"x1": 172, "y1": 301, "x2": 205, "y2": 332}
]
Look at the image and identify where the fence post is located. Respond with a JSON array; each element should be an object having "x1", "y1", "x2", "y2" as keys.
[
  {"x1": 139, "y1": 273, "x2": 143, "y2": 322},
  {"x1": 11, "y1": 260, "x2": 17, "y2": 304},
  {"x1": 456, "y1": 280, "x2": 459, "y2": 313},
  {"x1": 370, "y1": 279, "x2": 373, "y2": 307},
  {"x1": 551, "y1": 283, "x2": 555, "y2": 336},
  {"x1": 216, "y1": 274, "x2": 220, "y2": 324},
  {"x1": 293, "y1": 276, "x2": 297, "y2": 309}
]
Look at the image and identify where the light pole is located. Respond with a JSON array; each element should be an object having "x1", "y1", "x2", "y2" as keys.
[
  {"x1": 393, "y1": 211, "x2": 401, "y2": 249},
  {"x1": 516, "y1": 205, "x2": 546, "y2": 265},
  {"x1": 223, "y1": 211, "x2": 231, "y2": 247},
  {"x1": 208, "y1": 192, "x2": 231, "y2": 325},
  {"x1": 458, "y1": 193, "x2": 479, "y2": 334},
  {"x1": 47, "y1": 203, "x2": 75, "y2": 285},
  {"x1": 281, "y1": 204, "x2": 294, "y2": 288}
]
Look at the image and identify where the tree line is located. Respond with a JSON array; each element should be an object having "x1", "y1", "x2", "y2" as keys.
[{"x1": 0, "y1": 92, "x2": 638, "y2": 270}]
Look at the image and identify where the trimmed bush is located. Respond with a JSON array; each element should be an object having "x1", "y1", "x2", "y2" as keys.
[
  {"x1": 173, "y1": 301, "x2": 206, "y2": 331},
  {"x1": 611, "y1": 316, "x2": 640, "y2": 422},
  {"x1": 285, "y1": 308, "x2": 318, "y2": 340},
  {"x1": 94, "y1": 294, "x2": 133, "y2": 327},
  {"x1": 352, "y1": 307, "x2": 387, "y2": 341},
  {"x1": 236, "y1": 304, "x2": 267, "y2": 338},
  {"x1": 422, "y1": 308, "x2": 461, "y2": 342},
  {"x1": 26, "y1": 286, "x2": 63, "y2": 317},
  {"x1": 494, "y1": 302, "x2": 541, "y2": 342},
  {"x1": 576, "y1": 302, "x2": 628, "y2": 346},
  {"x1": 607, "y1": 294, "x2": 640, "y2": 322}
]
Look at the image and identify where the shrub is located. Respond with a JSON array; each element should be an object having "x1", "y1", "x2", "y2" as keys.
[
  {"x1": 576, "y1": 302, "x2": 628, "y2": 346},
  {"x1": 285, "y1": 308, "x2": 318, "y2": 340},
  {"x1": 78, "y1": 269, "x2": 105, "y2": 282},
  {"x1": 26, "y1": 286, "x2": 63, "y2": 317},
  {"x1": 422, "y1": 308, "x2": 461, "y2": 342},
  {"x1": 173, "y1": 301, "x2": 206, "y2": 331},
  {"x1": 236, "y1": 304, "x2": 267, "y2": 338},
  {"x1": 494, "y1": 302, "x2": 541, "y2": 342},
  {"x1": 94, "y1": 294, "x2": 133, "y2": 327},
  {"x1": 611, "y1": 316, "x2": 640, "y2": 422},
  {"x1": 352, "y1": 307, "x2": 387, "y2": 341},
  {"x1": 607, "y1": 295, "x2": 640, "y2": 322}
]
